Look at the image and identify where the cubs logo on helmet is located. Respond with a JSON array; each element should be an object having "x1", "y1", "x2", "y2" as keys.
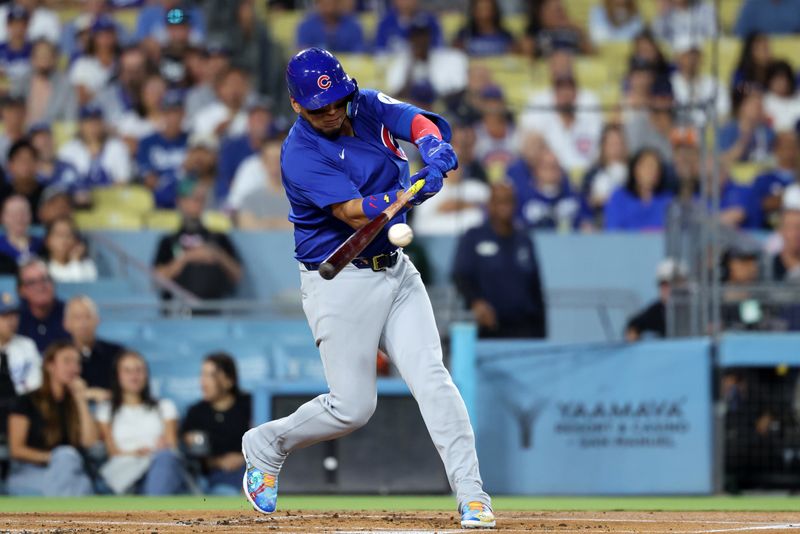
[
  {"x1": 317, "y1": 75, "x2": 331, "y2": 89},
  {"x1": 286, "y1": 48, "x2": 358, "y2": 110}
]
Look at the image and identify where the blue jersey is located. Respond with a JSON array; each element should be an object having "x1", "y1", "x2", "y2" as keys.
[
  {"x1": 281, "y1": 89, "x2": 450, "y2": 264},
  {"x1": 136, "y1": 131, "x2": 189, "y2": 208}
]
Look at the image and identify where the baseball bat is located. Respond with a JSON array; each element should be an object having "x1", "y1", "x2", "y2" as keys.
[{"x1": 318, "y1": 168, "x2": 429, "y2": 280}]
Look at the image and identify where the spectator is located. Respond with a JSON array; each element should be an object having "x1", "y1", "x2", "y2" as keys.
[
  {"x1": 385, "y1": 16, "x2": 468, "y2": 101},
  {"x1": 768, "y1": 197, "x2": 800, "y2": 281},
  {"x1": 523, "y1": 0, "x2": 592, "y2": 57},
  {"x1": 60, "y1": 0, "x2": 126, "y2": 61},
  {"x1": 453, "y1": 183, "x2": 547, "y2": 338},
  {"x1": 296, "y1": 0, "x2": 365, "y2": 53},
  {"x1": 0, "y1": 0, "x2": 60, "y2": 45},
  {"x1": 732, "y1": 33, "x2": 771, "y2": 89},
  {"x1": 443, "y1": 62, "x2": 495, "y2": 125},
  {"x1": 135, "y1": 0, "x2": 205, "y2": 46},
  {"x1": 763, "y1": 60, "x2": 800, "y2": 133},
  {"x1": 623, "y1": 77, "x2": 676, "y2": 161},
  {"x1": 0, "y1": 94, "x2": 26, "y2": 165},
  {"x1": 96, "y1": 350, "x2": 184, "y2": 495},
  {"x1": 520, "y1": 64, "x2": 602, "y2": 172},
  {"x1": 216, "y1": 98, "x2": 273, "y2": 202},
  {"x1": 0, "y1": 290, "x2": 40, "y2": 448},
  {"x1": 735, "y1": 0, "x2": 800, "y2": 37},
  {"x1": 412, "y1": 151, "x2": 490, "y2": 236},
  {"x1": 181, "y1": 352, "x2": 251, "y2": 495},
  {"x1": 0, "y1": 142, "x2": 44, "y2": 216},
  {"x1": 92, "y1": 46, "x2": 148, "y2": 126},
  {"x1": 184, "y1": 44, "x2": 230, "y2": 118},
  {"x1": 15, "y1": 40, "x2": 77, "y2": 125},
  {"x1": 57, "y1": 105, "x2": 133, "y2": 204},
  {"x1": 718, "y1": 85, "x2": 775, "y2": 165},
  {"x1": 7, "y1": 341, "x2": 97, "y2": 496},
  {"x1": 118, "y1": 74, "x2": 168, "y2": 154},
  {"x1": 473, "y1": 87, "x2": 517, "y2": 177},
  {"x1": 652, "y1": 0, "x2": 717, "y2": 48},
  {"x1": 720, "y1": 242, "x2": 765, "y2": 330},
  {"x1": 510, "y1": 144, "x2": 592, "y2": 231},
  {"x1": 625, "y1": 258, "x2": 688, "y2": 341},
  {"x1": 450, "y1": 120, "x2": 488, "y2": 183},
  {"x1": 454, "y1": 0, "x2": 516, "y2": 56},
  {"x1": 68, "y1": 16, "x2": 120, "y2": 106},
  {"x1": 629, "y1": 29, "x2": 672, "y2": 84},
  {"x1": 153, "y1": 181, "x2": 242, "y2": 302},
  {"x1": 63, "y1": 296, "x2": 123, "y2": 402},
  {"x1": 750, "y1": 131, "x2": 798, "y2": 229},
  {"x1": 0, "y1": 195, "x2": 42, "y2": 263},
  {"x1": 669, "y1": 36, "x2": 730, "y2": 127},
  {"x1": 605, "y1": 148, "x2": 673, "y2": 231},
  {"x1": 28, "y1": 123, "x2": 81, "y2": 191},
  {"x1": 43, "y1": 217, "x2": 98, "y2": 284},
  {"x1": 0, "y1": 6, "x2": 33, "y2": 84},
  {"x1": 36, "y1": 184, "x2": 74, "y2": 228},
  {"x1": 581, "y1": 124, "x2": 629, "y2": 220},
  {"x1": 137, "y1": 92, "x2": 189, "y2": 209},
  {"x1": 588, "y1": 0, "x2": 643, "y2": 45},
  {"x1": 229, "y1": 138, "x2": 291, "y2": 229},
  {"x1": 374, "y1": 0, "x2": 443, "y2": 54},
  {"x1": 192, "y1": 67, "x2": 252, "y2": 140},
  {"x1": 181, "y1": 133, "x2": 220, "y2": 205},
  {"x1": 17, "y1": 258, "x2": 68, "y2": 352},
  {"x1": 227, "y1": 0, "x2": 288, "y2": 117},
  {"x1": 156, "y1": 6, "x2": 195, "y2": 88}
]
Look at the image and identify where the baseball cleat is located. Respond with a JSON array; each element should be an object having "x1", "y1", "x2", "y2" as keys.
[
  {"x1": 460, "y1": 501, "x2": 496, "y2": 529},
  {"x1": 242, "y1": 449, "x2": 278, "y2": 514}
]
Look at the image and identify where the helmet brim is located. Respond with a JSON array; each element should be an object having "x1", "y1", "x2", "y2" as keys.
[{"x1": 295, "y1": 78, "x2": 357, "y2": 111}]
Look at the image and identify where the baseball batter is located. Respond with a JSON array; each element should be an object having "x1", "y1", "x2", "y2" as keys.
[{"x1": 241, "y1": 48, "x2": 494, "y2": 529}]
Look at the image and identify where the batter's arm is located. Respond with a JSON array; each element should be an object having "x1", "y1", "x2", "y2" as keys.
[{"x1": 330, "y1": 199, "x2": 371, "y2": 230}]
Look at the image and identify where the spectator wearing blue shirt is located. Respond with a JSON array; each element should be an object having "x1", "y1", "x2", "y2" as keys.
[
  {"x1": 296, "y1": 0, "x2": 365, "y2": 53},
  {"x1": 135, "y1": 0, "x2": 205, "y2": 46},
  {"x1": 374, "y1": 0, "x2": 443, "y2": 54},
  {"x1": 0, "y1": 141, "x2": 45, "y2": 221},
  {"x1": 735, "y1": 0, "x2": 800, "y2": 37},
  {"x1": 216, "y1": 99, "x2": 273, "y2": 202},
  {"x1": 453, "y1": 182, "x2": 547, "y2": 339},
  {"x1": 0, "y1": 6, "x2": 33, "y2": 84},
  {"x1": 508, "y1": 145, "x2": 592, "y2": 232},
  {"x1": 731, "y1": 33, "x2": 772, "y2": 90},
  {"x1": 28, "y1": 123, "x2": 81, "y2": 191},
  {"x1": 0, "y1": 195, "x2": 43, "y2": 263},
  {"x1": 137, "y1": 92, "x2": 189, "y2": 209},
  {"x1": 749, "y1": 131, "x2": 798, "y2": 228},
  {"x1": 16, "y1": 259, "x2": 68, "y2": 353},
  {"x1": 718, "y1": 85, "x2": 775, "y2": 165},
  {"x1": 454, "y1": 0, "x2": 516, "y2": 56},
  {"x1": 605, "y1": 148, "x2": 673, "y2": 231}
]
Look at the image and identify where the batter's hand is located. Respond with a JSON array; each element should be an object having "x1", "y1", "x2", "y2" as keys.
[
  {"x1": 409, "y1": 167, "x2": 444, "y2": 206},
  {"x1": 415, "y1": 135, "x2": 458, "y2": 174}
]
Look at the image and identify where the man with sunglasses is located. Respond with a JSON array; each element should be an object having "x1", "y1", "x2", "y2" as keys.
[
  {"x1": 16, "y1": 258, "x2": 68, "y2": 352},
  {"x1": 241, "y1": 47, "x2": 495, "y2": 529}
]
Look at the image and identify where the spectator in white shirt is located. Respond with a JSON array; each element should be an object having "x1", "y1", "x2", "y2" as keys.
[
  {"x1": 43, "y1": 217, "x2": 98, "y2": 284},
  {"x1": 652, "y1": 0, "x2": 716, "y2": 49},
  {"x1": 192, "y1": 67, "x2": 252, "y2": 140},
  {"x1": 588, "y1": 0, "x2": 644, "y2": 45},
  {"x1": 763, "y1": 60, "x2": 800, "y2": 133},
  {"x1": 68, "y1": 16, "x2": 120, "y2": 106},
  {"x1": 117, "y1": 74, "x2": 168, "y2": 154},
  {"x1": 669, "y1": 36, "x2": 730, "y2": 127},
  {"x1": 385, "y1": 16, "x2": 468, "y2": 100},
  {"x1": 0, "y1": 291, "x2": 41, "y2": 395},
  {"x1": 0, "y1": 0, "x2": 60, "y2": 45},
  {"x1": 581, "y1": 123, "x2": 630, "y2": 219}
]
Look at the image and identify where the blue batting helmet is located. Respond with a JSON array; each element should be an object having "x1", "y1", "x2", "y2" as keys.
[{"x1": 286, "y1": 48, "x2": 358, "y2": 111}]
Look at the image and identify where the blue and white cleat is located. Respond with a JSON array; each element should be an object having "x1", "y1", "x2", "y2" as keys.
[
  {"x1": 242, "y1": 449, "x2": 278, "y2": 514},
  {"x1": 460, "y1": 501, "x2": 496, "y2": 529}
]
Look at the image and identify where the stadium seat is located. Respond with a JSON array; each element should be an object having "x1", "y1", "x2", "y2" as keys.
[
  {"x1": 440, "y1": 12, "x2": 465, "y2": 43},
  {"x1": 701, "y1": 38, "x2": 741, "y2": 84},
  {"x1": 729, "y1": 163, "x2": 766, "y2": 185},
  {"x1": 144, "y1": 210, "x2": 181, "y2": 231},
  {"x1": 202, "y1": 211, "x2": 233, "y2": 233},
  {"x1": 92, "y1": 185, "x2": 155, "y2": 215},
  {"x1": 265, "y1": 10, "x2": 303, "y2": 51},
  {"x1": 770, "y1": 36, "x2": 800, "y2": 69},
  {"x1": 75, "y1": 210, "x2": 142, "y2": 231},
  {"x1": 53, "y1": 121, "x2": 77, "y2": 149},
  {"x1": 336, "y1": 54, "x2": 380, "y2": 90},
  {"x1": 719, "y1": 0, "x2": 743, "y2": 33}
]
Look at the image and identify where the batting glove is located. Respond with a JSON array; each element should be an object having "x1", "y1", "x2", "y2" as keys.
[
  {"x1": 409, "y1": 166, "x2": 444, "y2": 206},
  {"x1": 415, "y1": 135, "x2": 458, "y2": 174}
]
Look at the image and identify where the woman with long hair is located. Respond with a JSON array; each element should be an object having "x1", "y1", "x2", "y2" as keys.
[
  {"x1": 182, "y1": 352, "x2": 251, "y2": 495},
  {"x1": 95, "y1": 350, "x2": 184, "y2": 495},
  {"x1": 581, "y1": 124, "x2": 630, "y2": 217},
  {"x1": 6, "y1": 341, "x2": 97, "y2": 496},
  {"x1": 453, "y1": 0, "x2": 517, "y2": 56},
  {"x1": 604, "y1": 147, "x2": 674, "y2": 230},
  {"x1": 43, "y1": 216, "x2": 98, "y2": 283},
  {"x1": 732, "y1": 33, "x2": 771, "y2": 89},
  {"x1": 523, "y1": 0, "x2": 592, "y2": 57}
]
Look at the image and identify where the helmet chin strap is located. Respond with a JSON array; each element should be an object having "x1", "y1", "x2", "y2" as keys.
[{"x1": 345, "y1": 79, "x2": 359, "y2": 119}]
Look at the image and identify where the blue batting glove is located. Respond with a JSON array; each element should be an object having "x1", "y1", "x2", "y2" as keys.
[
  {"x1": 415, "y1": 135, "x2": 458, "y2": 174},
  {"x1": 409, "y1": 166, "x2": 444, "y2": 206}
]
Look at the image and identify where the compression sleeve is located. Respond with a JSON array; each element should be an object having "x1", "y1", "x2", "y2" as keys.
[{"x1": 410, "y1": 114, "x2": 442, "y2": 144}]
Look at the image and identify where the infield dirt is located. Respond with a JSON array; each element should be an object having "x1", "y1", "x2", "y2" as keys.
[{"x1": 1, "y1": 510, "x2": 800, "y2": 533}]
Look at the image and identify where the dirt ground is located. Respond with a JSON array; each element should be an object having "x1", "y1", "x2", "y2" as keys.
[{"x1": 0, "y1": 510, "x2": 799, "y2": 533}]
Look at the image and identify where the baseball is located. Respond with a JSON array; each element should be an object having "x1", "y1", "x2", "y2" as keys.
[{"x1": 388, "y1": 223, "x2": 414, "y2": 247}]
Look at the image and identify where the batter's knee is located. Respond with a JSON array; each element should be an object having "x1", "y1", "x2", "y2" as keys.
[{"x1": 333, "y1": 395, "x2": 377, "y2": 429}]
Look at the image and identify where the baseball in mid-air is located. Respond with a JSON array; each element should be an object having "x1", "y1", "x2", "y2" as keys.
[{"x1": 388, "y1": 223, "x2": 414, "y2": 247}]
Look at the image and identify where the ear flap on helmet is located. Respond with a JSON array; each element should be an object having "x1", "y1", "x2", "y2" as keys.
[{"x1": 346, "y1": 79, "x2": 360, "y2": 118}]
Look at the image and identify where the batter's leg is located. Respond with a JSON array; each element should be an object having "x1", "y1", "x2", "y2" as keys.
[
  {"x1": 380, "y1": 256, "x2": 491, "y2": 511},
  {"x1": 243, "y1": 266, "x2": 393, "y2": 474}
]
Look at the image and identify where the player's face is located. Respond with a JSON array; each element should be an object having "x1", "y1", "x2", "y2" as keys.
[{"x1": 293, "y1": 96, "x2": 349, "y2": 137}]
